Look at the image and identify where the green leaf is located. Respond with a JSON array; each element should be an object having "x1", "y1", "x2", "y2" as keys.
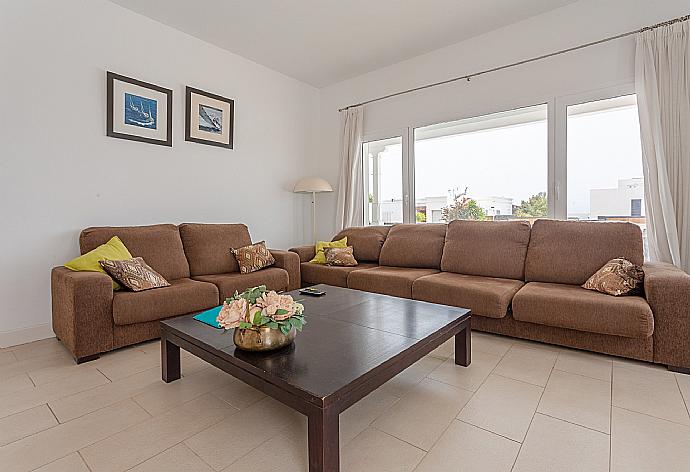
[
  {"x1": 238, "y1": 322, "x2": 253, "y2": 329},
  {"x1": 259, "y1": 315, "x2": 271, "y2": 326},
  {"x1": 252, "y1": 310, "x2": 263, "y2": 325},
  {"x1": 280, "y1": 324, "x2": 290, "y2": 335},
  {"x1": 267, "y1": 322, "x2": 279, "y2": 330},
  {"x1": 291, "y1": 317, "x2": 303, "y2": 331},
  {"x1": 275, "y1": 308, "x2": 289, "y2": 316}
]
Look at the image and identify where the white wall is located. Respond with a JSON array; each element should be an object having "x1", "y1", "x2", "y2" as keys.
[
  {"x1": 0, "y1": 0, "x2": 319, "y2": 346},
  {"x1": 315, "y1": 0, "x2": 690, "y2": 239}
]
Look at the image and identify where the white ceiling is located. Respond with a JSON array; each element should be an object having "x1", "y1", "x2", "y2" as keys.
[{"x1": 109, "y1": 0, "x2": 578, "y2": 87}]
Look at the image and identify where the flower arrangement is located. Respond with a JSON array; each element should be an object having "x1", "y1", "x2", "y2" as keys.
[{"x1": 217, "y1": 285, "x2": 306, "y2": 336}]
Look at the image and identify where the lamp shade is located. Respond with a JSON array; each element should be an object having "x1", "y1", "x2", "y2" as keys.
[{"x1": 293, "y1": 177, "x2": 333, "y2": 193}]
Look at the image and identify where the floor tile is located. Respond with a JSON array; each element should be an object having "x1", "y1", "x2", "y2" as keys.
[
  {"x1": 129, "y1": 443, "x2": 213, "y2": 472},
  {"x1": 613, "y1": 363, "x2": 689, "y2": 425},
  {"x1": 33, "y1": 453, "x2": 91, "y2": 472},
  {"x1": 611, "y1": 406, "x2": 690, "y2": 472},
  {"x1": 93, "y1": 348, "x2": 160, "y2": 381},
  {"x1": 185, "y1": 396, "x2": 302, "y2": 470},
  {"x1": 0, "y1": 349, "x2": 17, "y2": 366},
  {"x1": 0, "y1": 373, "x2": 33, "y2": 396},
  {"x1": 133, "y1": 367, "x2": 233, "y2": 416},
  {"x1": 472, "y1": 332, "x2": 514, "y2": 357},
  {"x1": 0, "y1": 368, "x2": 109, "y2": 419},
  {"x1": 493, "y1": 345, "x2": 557, "y2": 387},
  {"x1": 340, "y1": 388, "x2": 399, "y2": 445},
  {"x1": 458, "y1": 374, "x2": 542, "y2": 442},
  {"x1": 379, "y1": 355, "x2": 443, "y2": 398},
  {"x1": 0, "y1": 404, "x2": 58, "y2": 446},
  {"x1": 554, "y1": 349, "x2": 612, "y2": 381},
  {"x1": 429, "y1": 338, "x2": 454, "y2": 359},
  {"x1": 10, "y1": 338, "x2": 70, "y2": 362},
  {"x1": 221, "y1": 427, "x2": 307, "y2": 472},
  {"x1": 512, "y1": 414, "x2": 609, "y2": 472},
  {"x1": 373, "y1": 378, "x2": 473, "y2": 451},
  {"x1": 675, "y1": 373, "x2": 690, "y2": 412},
  {"x1": 0, "y1": 399, "x2": 149, "y2": 472},
  {"x1": 428, "y1": 350, "x2": 502, "y2": 392},
  {"x1": 49, "y1": 367, "x2": 161, "y2": 423},
  {"x1": 81, "y1": 393, "x2": 235, "y2": 472},
  {"x1": 342, "y1": 427, "x2": 424, "y2": 472},
  {"x1": 0, "y1": 353, "x2": 74, "y2": 384},
  {"x1": 415, "y1": 420, "x2": 520, "y2": 472},
  {"x1": 211, "y1": 377, "x2": 266, "y2": 411},
  {"x1": 538, "y1": 369, "x2": 611, "y2": 433}
]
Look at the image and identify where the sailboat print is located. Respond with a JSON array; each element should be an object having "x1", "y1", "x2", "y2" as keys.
[{"x1": 124, "y1": 93, "x2": 157, "y2": 129}]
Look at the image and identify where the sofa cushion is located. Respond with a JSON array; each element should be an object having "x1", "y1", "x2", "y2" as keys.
[
  {"x1": 512, "y1": 282, "x2": 653, "y2": 338},
  {"x1": 301, "y1": 262, "x2": 378, "y2": 287},
  {"x1": 347, "y1": 266, "x2": 439, "y2": 298},
  {"x1": 179, "y1": 223, "x2": 252, "y2": 276},
  {"x1": 194, "y1": 267, "x2": 289, "y2": 302},
  {"x1": 379, "y1": 224, "x2": 447, "y2": 269},
  {"x1": 332, "y1": 226, "x2": 391, "y2": 262},
  {"x1": 412, "y1": 272, "x2": 524, "y2": 318},
  {"x1": 112, "y1": 278, "x2": 218, "y2": 326},
  {"x1": 80, "y1": 224, "x2": 190, "y2": 281},
  {"x1": 525, "y1": 219, "x2": 644, "y2": 285},
  {"x1": 441, "y1": 220, "x2": 531, "y2": 280}
]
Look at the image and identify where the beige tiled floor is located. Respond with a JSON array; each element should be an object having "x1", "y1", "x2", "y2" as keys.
[{"x1": 1, "y1": 333, "x2": 689, "y2": 471}]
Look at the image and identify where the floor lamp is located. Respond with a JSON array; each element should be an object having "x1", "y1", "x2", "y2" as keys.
[{"x1": 294, "y1": 177, "x2": 333, "y2": 243}]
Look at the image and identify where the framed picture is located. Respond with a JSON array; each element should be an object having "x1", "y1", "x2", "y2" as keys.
[
  {"x1": 185, "y1": 86, "x2": 234, "y2": 149},
  {"x1": 106, "y1": 72, "x2": 173, "y2": 147}
]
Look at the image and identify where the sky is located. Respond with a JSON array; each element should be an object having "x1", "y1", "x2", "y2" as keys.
[{"x1": 368, "y1": 102, "x2": 643, "y2": 218}]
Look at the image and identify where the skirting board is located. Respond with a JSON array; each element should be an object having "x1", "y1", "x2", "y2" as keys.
[{"x1": 0, "y1": 323, "x2": 55, "y2": 348}]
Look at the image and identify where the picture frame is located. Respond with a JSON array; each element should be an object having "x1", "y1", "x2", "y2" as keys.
[
  {"x1": 185, "y1": 86, "x2": 234, "y2": 149},
  {"x1": 106, "y1": 71, "x2": 173, "y2": 147}
]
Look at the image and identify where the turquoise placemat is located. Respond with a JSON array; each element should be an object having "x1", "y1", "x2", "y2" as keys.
[{"x1": 194, "y1": 306, "x2": 223, "y2": 329}]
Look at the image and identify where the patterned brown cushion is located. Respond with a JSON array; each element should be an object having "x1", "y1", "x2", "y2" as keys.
[
  {"x1": 324, "y1": 246, "x2": 358, "y2": 267},
  {"x1": 582, "y1": 258, "x2": 644, "y2": 296},
  {"x1": 231, "y1": 241, "x2": 275, "y2": 274},
  {"x1": 99, "y1": 257, "x2": 170, "y2": 292}
]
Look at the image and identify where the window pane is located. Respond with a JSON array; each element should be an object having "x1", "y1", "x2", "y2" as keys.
[
  {"x1": 566, "y1": 95, "x2": 646, "y2": 252},
  {"x1": 414, "y1": 104, "x2": 548, "y2": 223},
  {"x1": 363, "y1": 137, "x2": 403, "y2": 225}
]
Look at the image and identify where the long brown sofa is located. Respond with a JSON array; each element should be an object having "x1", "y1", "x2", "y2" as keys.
[
  {"x1": 290, "y1": 219, "x2": 690, "y2": 372},
  {"x1": 51, "y1": 223, "x2": 300, "y2": 363}
]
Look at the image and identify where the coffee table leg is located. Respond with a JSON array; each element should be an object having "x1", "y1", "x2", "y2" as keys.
[
  {"x1": 162, "y1": 336, "x2": 181, "y2": 383},
  {"x1": 455, "y1": 323, "x2": 471, "y2": 367},
  {"x1": 308, "y1": 407, "x2": 339, "y2": 472}
]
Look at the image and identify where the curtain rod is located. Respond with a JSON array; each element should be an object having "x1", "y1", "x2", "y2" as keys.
[{"x1": 338, "y1": 13, "x2": 690, "y2": 113}]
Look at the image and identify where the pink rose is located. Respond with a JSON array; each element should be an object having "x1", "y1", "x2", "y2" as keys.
[
  {"x1": 217, "y1": 298, "x2": 247, "y2": 329},
  {"x1": 273, "y1": 294, "x2": 295, "y2": 321},
  {"x1": 256, "y1": 291, "x2": 295, "y2": 320}
]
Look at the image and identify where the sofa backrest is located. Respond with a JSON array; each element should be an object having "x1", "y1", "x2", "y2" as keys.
[
  {"x1": 80, "y1": 224, "x2": 190, "y2": 281},
  {"x1": 379, "y1": 224, "x2": 447, "y2": 269},
  {"x1": 525, "y1": 219, "x2": 644, "y2": 285},
  {"x1": 441, "y1": 220, "x2": 531, "y2": 280},
  {"x1": 179, "y1": 223, "x2": 252, "y2": 276},
  {"x1": 332, "y1": 226, "x2": 391, "y2": 262}
]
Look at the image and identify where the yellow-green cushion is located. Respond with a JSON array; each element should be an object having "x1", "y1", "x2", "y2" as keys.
[
  {"x1": 64, "y1": 236, "x2": 133, "y2": 289},
  {"x1": 309, "y1": 237, "x2": 348, "y2": 264}
]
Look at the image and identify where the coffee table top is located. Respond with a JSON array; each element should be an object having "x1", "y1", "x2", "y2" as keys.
[{"x1": 161, "y1": 284, "x2": 470, "y2": 407}]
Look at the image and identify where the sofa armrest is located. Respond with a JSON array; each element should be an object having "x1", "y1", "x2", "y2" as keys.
[
  {"x1": 289, "y1": 245, "x2": 316, "y2": 263},
  {"x1": 51, "y1": 266, "x2": 114, "y2": 361},
  {"x1": 643, "y1": 262, "x2": 690, "y2": 369},
  {"x1": 270, "y1": 250, "x2": 301, "y2": 291}
]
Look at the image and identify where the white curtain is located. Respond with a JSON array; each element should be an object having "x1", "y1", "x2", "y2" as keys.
[
  {"x1": 335, "y1": 106, "x2": 364, "y2": 230},
  {"x1": 636, "y1": 20, "x2": 690, "y2": 272}
]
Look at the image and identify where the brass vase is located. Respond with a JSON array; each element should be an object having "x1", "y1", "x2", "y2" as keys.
[{"x1": 233, "y1": 326, "x2": 296, "y2": 352}]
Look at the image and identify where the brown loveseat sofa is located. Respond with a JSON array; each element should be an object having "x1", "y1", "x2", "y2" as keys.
[
  {"x1": 51, "y1": 223, "x2": 300, "y2": 363},
  {"x1": 290, "y1": 219, "x2": 690, "y2": 372}
]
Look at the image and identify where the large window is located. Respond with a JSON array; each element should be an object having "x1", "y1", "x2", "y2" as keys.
[
  {"x1": 565, "y1": 94, "x2": 646, "y2": 247},
  {"x1": 363, "y1": 136, "x2": 403, "y2": 225},
  {"x1": 414, "y1": 105, "x2": 548, "y2": 223}
]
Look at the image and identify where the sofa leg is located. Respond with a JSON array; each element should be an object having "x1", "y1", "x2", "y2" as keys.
[
  {"x1": 76, "y1": 354, "x2": 100, "y2": 364},
  {"x1": 668, "y1": 365, "x2": 690, "y2": 375}
]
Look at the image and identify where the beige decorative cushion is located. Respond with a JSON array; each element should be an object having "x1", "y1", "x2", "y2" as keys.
[
  {"x1": 324, "y1": 246, "x2": 358, "y2": 267},
  {"x1": 99, "y1": 257, "x2": 170, "y2": 292},
  {"x1": 231, "y1": 241, "x2": 275, "y2": 274},
  {"x1": 582, "y1": 258, "x2": 644, "y2": 296}
]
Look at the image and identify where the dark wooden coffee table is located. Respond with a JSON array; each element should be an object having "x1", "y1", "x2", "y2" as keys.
[{"x1": 160, "y1": 284, "x2": 471, "y2": 471}]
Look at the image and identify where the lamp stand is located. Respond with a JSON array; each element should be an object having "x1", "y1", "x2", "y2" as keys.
[{"x1": 311, "y1": 191, "x2": 317, "y2": 244}]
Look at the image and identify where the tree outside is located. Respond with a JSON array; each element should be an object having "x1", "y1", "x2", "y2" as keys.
[
  {"x1": 514, "y1": 191, "x2": 547, "y2": 218},
  {"x1": 441, "y1": 195, "x2": 486, "y2": 221},
  {"x1": 416, "y1": 211, "x2": 427, "y2": 223}
]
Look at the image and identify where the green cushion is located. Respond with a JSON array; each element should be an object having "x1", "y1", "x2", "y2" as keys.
[{"x1": 64, "y1": 236, "x2": 133, "y2": 289}]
